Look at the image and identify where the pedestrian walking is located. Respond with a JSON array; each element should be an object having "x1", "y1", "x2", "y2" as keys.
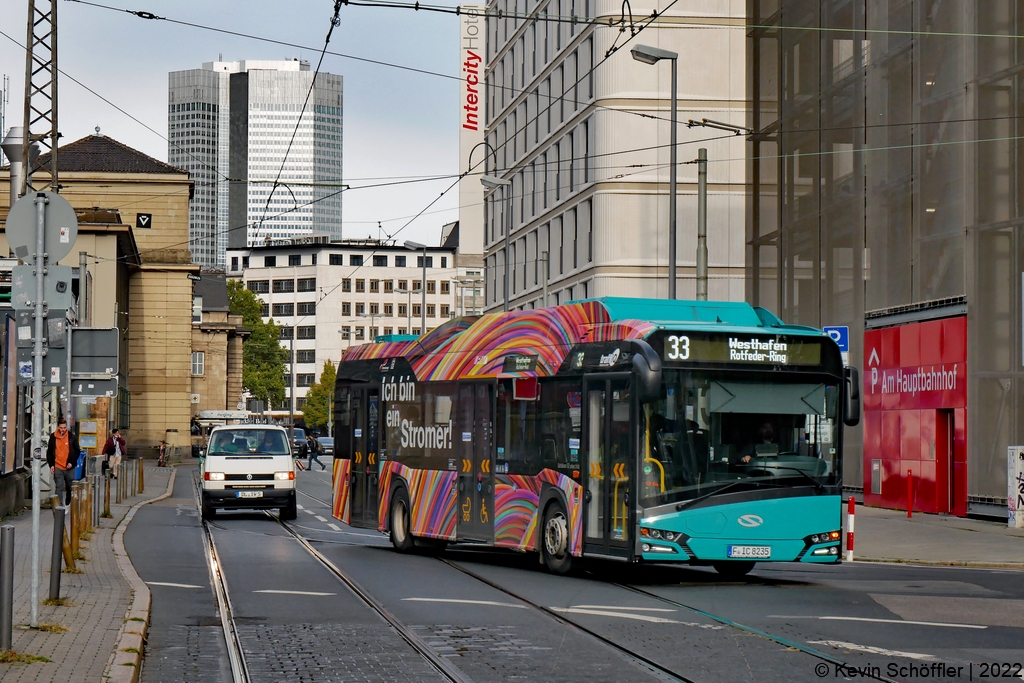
[
  {"x1": 306, "y1": 434, "x2": 326, "y2": 471},
  {"x1": 102, "y1": 428, "x2": 127, "y2": 478},
  {"x1": 46, "y1": 417, "x2": 82, "y2": 507}
]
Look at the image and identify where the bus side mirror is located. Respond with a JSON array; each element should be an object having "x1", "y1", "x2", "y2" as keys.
[
  {"x1": 843, "y1": 366, "x2": 861, "y2": 426},
  {"x1": 632, "y1": 340, "x2": 662, "y2": 403}
]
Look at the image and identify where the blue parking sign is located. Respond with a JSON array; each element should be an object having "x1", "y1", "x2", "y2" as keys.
[{"x1": 823, "y1": 326, "x2": 849, "y2": 352}]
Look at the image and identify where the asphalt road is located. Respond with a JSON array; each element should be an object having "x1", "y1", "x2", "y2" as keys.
[{"x1": 126, "y1": 464, "x2": 1024, "y2": 683}]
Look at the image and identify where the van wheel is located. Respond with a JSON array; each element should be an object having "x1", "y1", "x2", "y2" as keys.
[
  {"x1": 713, "y1": 561, "x2": 755, "y2": 579},
  {"x1": 280, "y1": 495, "x2": 297, "y2": 521},
  {"x1": 389, "y1": 488, "x2": 415, "y2": 552},
  {"x1": 542, "y1": 502, "x2": 573, "y2": 574},
  {"x1": 201, "y1": 495, "x2": 216, "y2": 520}
]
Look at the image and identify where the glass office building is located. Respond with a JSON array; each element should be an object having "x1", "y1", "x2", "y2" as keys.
[{"x1": 748, "y1": 0, "x2": 1023, "y2": 516}]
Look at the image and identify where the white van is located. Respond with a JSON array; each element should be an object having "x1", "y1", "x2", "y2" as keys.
[{"x1": 200, "y1": 425, "x2": 297, "y2": 520}]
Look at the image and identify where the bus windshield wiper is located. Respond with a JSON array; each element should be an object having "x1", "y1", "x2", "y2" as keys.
[
  {"x1": 739, "y1": 464, "x2": 824, "y2": 492},
  {"x1": 675, "y1": 480, "x2": 763, "y2": 511}
]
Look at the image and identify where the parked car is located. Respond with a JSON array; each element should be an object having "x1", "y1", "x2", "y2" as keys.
[
  {"x1": 318, "y1": 436, "x2": 334, "y2": 456},
  {"x1": 291, "y1": 427, "x2": 307, "y2": 457}
]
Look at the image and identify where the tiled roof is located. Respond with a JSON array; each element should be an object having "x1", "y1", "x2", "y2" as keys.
[{"x1": 36, "y1": 134, "x2": 186, "y2": 175}]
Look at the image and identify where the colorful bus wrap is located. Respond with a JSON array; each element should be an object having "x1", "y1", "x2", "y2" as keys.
[{"x1": 332, "y1": 298, "x2": 860, "y2": 575}]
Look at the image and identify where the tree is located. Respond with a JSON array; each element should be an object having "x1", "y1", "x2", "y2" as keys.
[
  {"x1": 228, "y1": 280, "x2": 289, "y2": 409},
  {"x1": 302, "y1": 360, "x2": 337, "y2": 433}
]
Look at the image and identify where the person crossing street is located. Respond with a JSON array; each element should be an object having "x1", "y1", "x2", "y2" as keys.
[{"x1": 306, "y1": 434, "x2": 326, "y2": 471}]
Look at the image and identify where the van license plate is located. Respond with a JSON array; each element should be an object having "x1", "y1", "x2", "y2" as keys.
[
  {"x1": 727, "y1": 545, "x2": 770, "y2": 559},
  {"x1": 237, "y1": 491, "x2": 263, "y2": 499}
]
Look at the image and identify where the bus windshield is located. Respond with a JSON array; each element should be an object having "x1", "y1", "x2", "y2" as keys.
[{"x1": 640, "y1": 370, "x2": 841, "y2": 507}]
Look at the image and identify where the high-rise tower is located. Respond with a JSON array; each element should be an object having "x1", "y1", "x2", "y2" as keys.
[{"x1": 168, "y1": 59, "x2": 344, "y2": 269}]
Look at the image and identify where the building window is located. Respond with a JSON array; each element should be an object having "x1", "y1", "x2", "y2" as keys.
[
  {"x1": 441, "y1": 257, "x2": 447, "y2": 268},
  {"x1": 356, "y1": 303, "x2": 365, "y2": 315},
  {"x1": 297, "y1": 277, "x2": 316, "y2": 292},
  {"x1": 192, "y1": 296, "x2": 203, "y2": 323},
  {"x1": 248, "y1": 280, "x2": 269, "y2": 293},
  {"x1": 427, "y1": 304, "x2": 436, "y2": 317},
  {"x1": 412, "y1": 304, "x2": 422, "y2": 317},
  {"x1": 398, "y1": 304, "x2": 407, "y2": 317},
  {"x1": 341, "y1": 326, "x2": 351, "y2": 340},
  {"x1": 426, "y1": 281, "x2": 436, "y2": 294},
  {"x1": 191, "y1": 351, "x2": 205, "y2": 376},
  {"x1": 370, "y1": 279, "x2": 380, "y2": 292},
  {"x1": 441, "y1": 304, "x2": 450, "y2": 317},
  {"x1": 297, "y1": 302, "x2": 316, "y2": 315},
  {"x1": 260, "y1": 303, "x2": 270, "y2": 317},
  {"x1": 369, "y1": 303, "x2": 379, "y2": 315},
  {"x1": 264, "y1": 256, "x2": 276, "y2": 267},
  {"x1": 231, "y1": 256, "x2": 239, "y2": 271},
  {"x1": 355, "y1": 279, "x2": 366, "y2": 293},
  {"x1": 413, "y1": 280, "x2": 422, "y2": 292},
  {"x1": 295, "y1": 397, "x2": 307, "y2": 410},
  {"x1": 383, "y1": 280, "x2": 394, "y2": 293},
  {"x1": 398, "y1": 279, "x2": 408, "y2": 291},
  {"x1": 342, "y1": 302, "x2": 351, "y2": 316},
  {"x1": 350, "y1": 255, "x2": 363, "y2": 266},
  {"x1": 383, "y1": 327, "x2": 393, "y2": 335},
  {"x1": 297, "y1": 326, "x2": 316, "y2": 339},
  {"x1": 279, "y1": 326, "x2": 294, "y2": 340},
  {"x1": 373, "y1": 255, "x2": 388, "y2": 267},
  {"x1": 355, "y1": 327, "x2": 365, "y2": 340},
  {"x1": 342, "y1": 279, "x2": 351, "y2": 292},
  {"x1": 296, "y1": 349, "x2": 316, "y2": 363},
  {"x1": 289, "y1": 254, "x2": 301, "y2": 266},
  {"x1": 416, "y1": 256, "x2": 434, "y2": 268},
  {"x1": 273, "y1": 279, "x2": 295, "y2": 293},
  {"x1": 384, "y1": 304, "x2": 393, "y2": 316},
  {"x1": 272, "y1": 303, "x2": 294, "y2": 317},
  {"x1": 395, "y1": 255, "x2": 407, "y2": 268},
  {"x1": 440, "y1": 282, "x2": 450, "y2": 295},
  {"x1": 330, "y1": 254, "x2": 344, "y2": 265},
  {"x1": 242, "y1": 256, "x2": 249, "y2": 268},
  {"x1": 296, "y1": 373, "x2": 315, "y2": 387}
]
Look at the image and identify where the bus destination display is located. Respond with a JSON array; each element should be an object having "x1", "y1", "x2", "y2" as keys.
[{"x1": 663, "y1": 334, "x2": 822, "y2": 365}]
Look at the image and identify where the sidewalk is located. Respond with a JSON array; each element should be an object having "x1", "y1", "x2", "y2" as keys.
[
  {"x1": 0, "y1": 461, "x2": 173, "y2": 683},
  {"x1": 851, "y1": 504, "x2": 1024, "y2": 568}
]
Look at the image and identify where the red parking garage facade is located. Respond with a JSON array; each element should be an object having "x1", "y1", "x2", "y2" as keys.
[{"x1": 863, "y1": 316, "x2": 968, "y2": 516}]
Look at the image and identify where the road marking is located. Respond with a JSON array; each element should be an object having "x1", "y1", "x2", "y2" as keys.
[
  {"x1": 148, "y1": 581, "x2": 204, "y2": 589},
  {"x1": 572, "y1": 604, "x2": 676, "y2": 613},
  {"x1": 552, "y1": 607, "x2": 682, "y2": 624},
  {"x1": 328, "y1": 523, "x2": 341, "y2": 531},
  {"x1": 254, "y1": 589, "x2": 336, "y2": 596},
  {"x1": 809, "y1": 640, "x2": 936, "y2": 661},
  {"x1": 769, "y1": 615, "x2": 986, "y2": 629},
  {"x1": 304, "y1": 509, "x2": 316, "y2": 515},
  {"x1": 296, "y1": 504, "x2": 304, "y2": 510},
  {"x1": 403, "y1": 598, "x2": 527, "y2": 609},
  {"x1": 315, "y1": 515, "x2": 328, "y2": 522}
]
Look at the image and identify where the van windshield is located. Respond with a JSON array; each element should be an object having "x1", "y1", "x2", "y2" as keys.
[{"x1": 208, "y1": 430, "x2": 290, "y2": 455}]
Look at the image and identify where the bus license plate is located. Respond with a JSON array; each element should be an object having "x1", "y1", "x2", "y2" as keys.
[
  {"x1": 237, "y1": 491, "x2": 263, "y2": 499},
  {"x1": 728, "y1": 545, "x2": 770, "y2": 559}
]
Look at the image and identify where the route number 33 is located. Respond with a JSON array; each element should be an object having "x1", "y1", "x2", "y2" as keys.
[{"x1": 666, "y1": 335, "x2": 691, "y2": 360}]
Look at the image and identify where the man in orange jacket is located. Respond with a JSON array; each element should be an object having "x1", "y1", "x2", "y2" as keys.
[{"x1": 45, "y1": 418, "x2": 82, "y2": 506}]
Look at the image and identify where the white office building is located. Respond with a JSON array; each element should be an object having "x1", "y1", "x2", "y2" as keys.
[
  {"x1": 169, "y1": 59, "x2": 344, "y2": 269},
  {"x1": 228, "y1": 236, "x2": 458, "y2": 411},
  {"x1": 480, "y1": 0, "x2": 747, "y2": 309}
]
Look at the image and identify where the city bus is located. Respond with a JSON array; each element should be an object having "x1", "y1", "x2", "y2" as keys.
[{"x1": 331, "y1": 298, "x2": 860, "y2": 576}]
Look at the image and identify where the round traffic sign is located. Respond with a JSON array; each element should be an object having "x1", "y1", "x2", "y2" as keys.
[{"x1": 5, "y1": 192, "x2": 79, "y2": 262}]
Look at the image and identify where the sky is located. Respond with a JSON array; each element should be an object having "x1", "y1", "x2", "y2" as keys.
[{"x1": 0, "y1": 0, "x2": 463, "y2": 247}]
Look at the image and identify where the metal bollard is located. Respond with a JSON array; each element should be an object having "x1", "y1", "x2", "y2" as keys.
[
  {"x1": 93, "y1": 475, "x2": 100, "y2": 527},
  {"x1": 49, "y1": 507, "x2": 64, "y2": 600},
  {"x1": 103, "y1": 475, "x2": 111, "y2": 518},
  {"x1": 51, "y1": 497, "x2": 74, "y2": 571},
  {"x1": 131, "y1": 459, "x2": 136, "y2": 497},
  {"x1": 70, "y1": 483, "x2": 80, "y2": 557},
  {"x1": 85, "y1": 479, "x2": 93, "y2": 533},
  {"x1": 115, "y1": 464, "x2": 122, "y2": 504},
  {"x1": 1, "y1": 525, "x2": 14, "y2": 650},
  {"x1": 139, "y1": 457, "x2": 145, "y2": 494}
]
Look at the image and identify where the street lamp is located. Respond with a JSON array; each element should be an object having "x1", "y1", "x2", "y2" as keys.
[
  {"x1": 480, "y1": 175, "x2": 513, "y2": 311},
  {"x1": 631, "y1": 44, "x2": 679, "y2": 300},
  {"x1": 357, "y1": 312, "x2": 379, "y2": 341},
  {"x1": 404, "y1": 241, "x2": 428, "y2": 334}
]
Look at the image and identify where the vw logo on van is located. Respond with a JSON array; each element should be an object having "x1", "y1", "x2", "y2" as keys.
[
  {"x1": 246, "y1": 474, "x2": 253, "y2": 481},
  {"x1": 737, "y1": 514, "x2": 763, "y2": 528}
]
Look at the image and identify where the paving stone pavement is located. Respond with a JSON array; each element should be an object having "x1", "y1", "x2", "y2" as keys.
[{"x1": 0, "y1": 462, "x2": 172, "y2": 683}]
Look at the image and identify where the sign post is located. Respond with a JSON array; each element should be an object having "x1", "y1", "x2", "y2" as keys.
[
  {"x1": 823, "y1": 326, "x2": 850, "y2": 366},
  {"x1": 5, "y1": 191, "x2": 78, "y2": 628},
  {"x1": 1009, "y1": 446, "x2": 1024, "y2": 529}
]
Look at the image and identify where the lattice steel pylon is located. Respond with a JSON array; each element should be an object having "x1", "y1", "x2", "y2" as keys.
[{"x1": 21, "y1": 0, "x2": 58, "y2": 195}]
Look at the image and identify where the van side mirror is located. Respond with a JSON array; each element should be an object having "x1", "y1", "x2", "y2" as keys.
[{"x1": 843, "y1": 366, "x2": 861, "y2": 426}]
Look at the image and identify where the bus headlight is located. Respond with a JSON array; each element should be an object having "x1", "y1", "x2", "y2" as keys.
[{"x1": 641, "y1": 528, "x2": 682, "y2": 543}]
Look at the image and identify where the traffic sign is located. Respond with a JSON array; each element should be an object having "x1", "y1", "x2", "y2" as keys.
[
  {"x1": 69, "y1": 378, "x2": 117, "y2": 397},
  {"x1": 11, "y1": 265, "x2": 73, "y2": 310},
  {"x1": 5, "y1": 192, "x2": 79, "y2": 262},
  {"x1": 16, "y1": 346, "x2": 66, "y2": 387},
  {"x1": 823, "y1": 326, "x2": 849, "y2": 352},
  {"x1": 70, "y1": 328, "x2": 119, "y2": 376}
]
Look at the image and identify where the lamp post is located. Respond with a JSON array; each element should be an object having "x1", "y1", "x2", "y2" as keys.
[
  {"x1": 480, "y1": 175, "x2": 513, "y2": 311},
  {"x1": 357, "y1": 312, "x2": 379, "y2": 341},
  {"x1": 404, "y1": 241, "x2": 428, "y2": 333},
  {"x1": 631, "y1": 44, "x2": 679, "y2": 300}
]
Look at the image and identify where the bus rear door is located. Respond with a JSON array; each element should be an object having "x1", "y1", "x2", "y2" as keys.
[
  {"x1": 582, "y1": 375, "x2": 634, "y2": 557},
  {"x1": 457, "y1": 383, "x2": 494, "y2": 541}
]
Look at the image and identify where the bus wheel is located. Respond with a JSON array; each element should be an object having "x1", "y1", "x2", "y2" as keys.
[
  {"x1": 542, "y1": 503, "x2": 573, "y2": 574},
  {"x1": 389, "y1": 489, "x2": 415, "y2": 552},
  {"x1": 712, "y1": 561, "x2": 755, "y2": 579}
]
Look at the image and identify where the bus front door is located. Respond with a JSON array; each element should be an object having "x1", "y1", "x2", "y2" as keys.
[
  {"x1": 583, "y1": 376, "x2": 634, "y2": 557},
  {"x1": 458, "y1": 384, "x2": 494, "y2": 541},
  {"x1": 350, "y1": 388, "x2": 381, "y2": 528}
]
